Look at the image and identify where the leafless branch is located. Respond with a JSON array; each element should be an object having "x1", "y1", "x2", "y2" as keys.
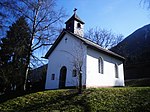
[
  {"x1": 32, "y1": 43, "x2": 53, "y2": 51},
  {"x1": 85, "y1": 27, "x2": 123, "y2": 49}
]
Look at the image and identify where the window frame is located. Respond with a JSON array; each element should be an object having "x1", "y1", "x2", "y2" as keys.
[
  {"x1": 115, "y1": 64, "x2": 119, "y2": 78},
  {"x1": 77, "y1": 23, "x2": 81, "y2": 28},
  {"x1": 51, "y1": 74, "x2": 55, "y2": 80},
  {"x1": 98, "y1": 57, "x2": 104, "y2": 74},
  {"x1": 72, "y1": 69, "x2": 77, "y2": 77}
]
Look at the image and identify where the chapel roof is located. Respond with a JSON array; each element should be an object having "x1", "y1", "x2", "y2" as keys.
[
  {"x1": 65, "y1": 12, "x2": 85, "y2": 24},
  {"x1": 45, "y1": 29, "x2": 125, "y2": 61}
]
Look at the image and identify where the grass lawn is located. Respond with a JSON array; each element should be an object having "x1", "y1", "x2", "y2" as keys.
[{"x1": 0, "y1": 87, "x2": 150, "y2": 112}]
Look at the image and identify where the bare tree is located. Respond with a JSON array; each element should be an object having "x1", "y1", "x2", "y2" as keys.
[
  {"x1": 0, "y1": 0, "x2": 66, "y2": 90},
  {"x1": 140, "y1": 0, "x2": 150, "y2": 9},
  {"x1": 85, "y1": 27, "x2": 123, "y2": 49},
  {"x1": 72, "y1": 42, "x2": 85, "y2": 94}
]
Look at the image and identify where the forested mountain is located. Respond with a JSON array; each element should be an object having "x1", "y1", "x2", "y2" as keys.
[
  {"x1": 111, "y1": 24, "x2": 150, "y2": 79},
  {"x1": 111, "y1": 24, "x2": 150, "y2": 62}
]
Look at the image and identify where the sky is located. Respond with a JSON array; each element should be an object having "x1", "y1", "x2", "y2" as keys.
[
  {"x1": 57, "y1": 0, "x2": 150, "y2": 37},
  {"x1": 36, "y1": 0, "x2": 150, "y2": 67}
]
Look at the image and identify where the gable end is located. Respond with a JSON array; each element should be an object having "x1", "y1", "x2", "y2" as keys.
[{"x1": 45, "y1": 30, "x2": 66, "y2": 59}]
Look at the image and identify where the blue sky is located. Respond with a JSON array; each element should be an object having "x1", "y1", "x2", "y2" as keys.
[
  {"x1": 36, "y1": 0, "x2": 150, "y2": 67},
  {"x1": 57, "y1": 0, "x2": 150, "y2": 37}
]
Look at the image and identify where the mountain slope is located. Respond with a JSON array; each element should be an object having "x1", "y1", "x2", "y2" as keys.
[
  {"x1": 111, "y1": 24, "x2": 150, "y2": 60},
  {"x1": 111, "y1": 24, "x2": 150, "y2": 79}
]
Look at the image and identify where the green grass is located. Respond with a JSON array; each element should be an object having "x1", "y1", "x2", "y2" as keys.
[{"x1": 0, "y1": 88, "x2": 150, "y2": 112}]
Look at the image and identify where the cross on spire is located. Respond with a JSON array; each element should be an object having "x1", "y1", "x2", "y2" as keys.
[{"x1": 74, "y1": 8, "x2": 77, "y2": 14}]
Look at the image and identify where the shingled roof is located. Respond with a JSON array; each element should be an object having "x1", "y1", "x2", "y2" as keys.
[
  {"x1": 65, "y1": 13, "x2": 85, "y2": 24},
  {"x1": 45, "y1": 29, "x2": 125, "y2": 61}
]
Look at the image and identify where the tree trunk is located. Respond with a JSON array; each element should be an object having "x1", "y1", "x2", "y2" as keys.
[
  {"x1": 78, "y1": 67, "x2": 82, "y2": 94},
  {"x1": 23, "y1": 38, "x2": 33, "y2": 91},
  {"x1": 24, "y1": 66, "x2": 29, "y2": 91}
]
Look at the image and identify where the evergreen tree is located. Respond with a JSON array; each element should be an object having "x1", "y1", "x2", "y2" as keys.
[{"x1": 0, "y1": 17, "x2": 31, "y2": 92}]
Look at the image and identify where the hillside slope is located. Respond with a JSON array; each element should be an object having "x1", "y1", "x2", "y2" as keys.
[
  {"x1": 125, "y1": 78, "x2": 150, "y2": 87},
  {"x1": 111, "y1": 24, "x2": 150, "y2": 60},
  {"x1": 0, "y1": 88, "x2": 150, "y2": 112},
  {"x1": 111, "y1": 24, "x2": 150, "y2": 79}
]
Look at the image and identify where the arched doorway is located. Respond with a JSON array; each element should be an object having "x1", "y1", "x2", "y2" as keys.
[{"x1": 59, "y1": 66, "x2": 67, "y2": 89}]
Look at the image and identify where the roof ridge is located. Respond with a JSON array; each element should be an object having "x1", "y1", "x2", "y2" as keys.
[
  {"x1": 45, "y1": 29, "x2": 125, "y2": 60},
  {"x1": 65, "y1": 30, "x2": 125, "y2": 60}
]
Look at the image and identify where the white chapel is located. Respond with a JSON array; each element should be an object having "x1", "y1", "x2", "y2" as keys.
[{"x1": 45, "y1": 10, "x2": 125, "y2": 89}]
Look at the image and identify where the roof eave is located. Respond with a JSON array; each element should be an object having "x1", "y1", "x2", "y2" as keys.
[
  {"x1": 65, "y1": 30, "x2": 125, "y2": 61},
  {"x1": 65, "y1": 13, "x2": 85, "y2": 24},
  {"x1": 44, "y1": 29, "x2": 66, "y2": 59},
  {"x1": 45, "y1": 29, "x2": 125, "y2": 61},
  {"x1": 86, "y1": 45, "x2": 125, "y2": 61},
  {"x1": 65, "y1": 18, "x2": 85, "y2": 24}
]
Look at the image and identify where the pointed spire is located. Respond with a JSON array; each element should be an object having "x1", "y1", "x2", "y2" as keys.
[
  {"x1": 65, "y1": 8, "x2": 85, "y2": 37},
  {"x1": 65, "y1": 8, "x2": 84, "y2": 24}
]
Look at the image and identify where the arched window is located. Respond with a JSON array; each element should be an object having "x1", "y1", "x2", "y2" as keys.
[
  {"x1": 51, "y1": 74, "x2": 55, "y2": 80},
  {"x1": 98, "y1": 57, "x2": 104, "y2": 74},
  {"x1": 115, "y1": 64, "x2": 119, "y2": 78},
  {"x1": 72, "y1": 69, "x2": 77, "y2": 77},
  {"x1": 77, "y1": 23, "x2": 81, "y2": 28},
  {"x1": 68, "y1": 23, "x2": 71, "y2": 29}
]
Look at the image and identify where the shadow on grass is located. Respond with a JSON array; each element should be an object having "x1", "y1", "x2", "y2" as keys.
[
  {"x1": 125, "y1": 88, "x2": 150, "y2": 112},
  {"x1": 16, "y1": 90, "x2": 92, "y2": 111},
  {"x1": 0, "y1": 90, "x2": 45, "y2": 103},
  {"x1": 1, "y1": 88, "x2": 150, "y2": 111}
]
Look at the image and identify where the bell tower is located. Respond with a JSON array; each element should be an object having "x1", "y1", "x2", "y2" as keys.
[{"x1": 65, "y1": 8, "x2": 85, "y2": 37}]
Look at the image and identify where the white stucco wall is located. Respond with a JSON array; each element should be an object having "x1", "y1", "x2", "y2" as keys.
[
  {"x1": 45, "y1": 32, "x2": 125, "y2": 90},
  {"x1": 74, "y1": 21, "x2": 84, "y2": 37},
  {"x1": 45, "y1": 33, "x2": 87, "y2": 89},
  {"x1": 86, "y1": 48, "x2": 124, "y2": 87}
]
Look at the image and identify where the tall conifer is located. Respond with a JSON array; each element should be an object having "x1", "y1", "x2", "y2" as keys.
[{"x1": 0, "y1": 17, "x2": 31, "y2": 92}]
